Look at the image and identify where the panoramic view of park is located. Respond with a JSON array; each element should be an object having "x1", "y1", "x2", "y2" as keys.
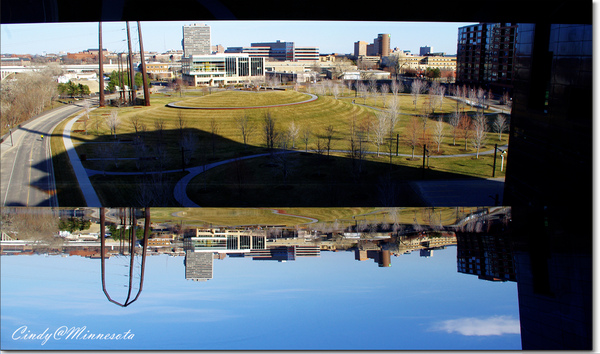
[{"x1": 50, "y1": 81, "x2": 509, "y2": 207}]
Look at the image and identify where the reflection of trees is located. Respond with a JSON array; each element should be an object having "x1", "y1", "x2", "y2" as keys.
[
  {"x1": 1, "y1": 207, "x2": 60, "y2": 247},
  {"x1": 100, "y1": 207, "x2": 149, "y2": 307}
]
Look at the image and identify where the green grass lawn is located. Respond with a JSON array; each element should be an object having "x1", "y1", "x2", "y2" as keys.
[
  {"x1": 53, "y1": 89, "x2": 508, "y2": 207},
  {"x1": 148, "y1": 206, "x2": 467, "y2": 228},
  {"x1": 72, "y1": 90, "x2": 506, "y2": 172},
  {"x1": 174, "y1": 90, "x2": 312, "y2": 107},
  {"x1": 50, "y1": 115, "x2": 87, "y2": 206}
]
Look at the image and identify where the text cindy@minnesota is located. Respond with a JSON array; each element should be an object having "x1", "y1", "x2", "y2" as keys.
[{"x1": 12, "y1": 325, "x2": 135, "y2": 345}]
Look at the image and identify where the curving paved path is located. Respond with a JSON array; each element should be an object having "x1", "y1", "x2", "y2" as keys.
[
  {"x1": 61, "y1": 96, "x2": 509, "y2": 208},
  {"x1": 166, "y1": 93, "x2": 318, "y2": 110}
]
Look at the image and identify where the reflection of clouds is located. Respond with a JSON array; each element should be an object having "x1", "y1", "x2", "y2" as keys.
[{"x1": 432, "y1": 316, "x2": 520, "y2": 336}]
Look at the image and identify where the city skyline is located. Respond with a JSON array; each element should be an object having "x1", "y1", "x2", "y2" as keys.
[{"x1": 1, "y1": 21, "x2": 471, "y2": 57}]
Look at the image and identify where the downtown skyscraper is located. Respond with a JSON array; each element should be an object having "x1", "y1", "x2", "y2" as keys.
[{"x1": 182, "y1": 23, "x2": 211, "y2": 57}]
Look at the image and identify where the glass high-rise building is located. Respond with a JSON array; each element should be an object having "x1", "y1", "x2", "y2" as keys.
[
  {"x1": 182, "y1": 23, "x2": 211, "y2": 57},
  {"x1": 456, "y1": 23, "x2": 517, "y2": 93}
]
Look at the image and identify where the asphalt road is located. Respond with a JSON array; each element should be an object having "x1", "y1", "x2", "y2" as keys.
[{"x1": 1, "y1": 103, "x2": 84, "y2": 207}]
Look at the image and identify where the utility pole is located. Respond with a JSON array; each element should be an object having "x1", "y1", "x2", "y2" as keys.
[
  {"x1": 99, "y1": 22, "x2": 105, "y2": 107},
  {"x1": 492, "y1": 143, "x2": 498, "y2": 177},
  {"x1": 126, "y1": 22, "x2": 136, "y2": 105},
  {"x1": 118, "y1": 53, "x2": 125, "y2": 103},
  {"x1": 137, "y1": 21, "x2": 150, "y2": 106}
]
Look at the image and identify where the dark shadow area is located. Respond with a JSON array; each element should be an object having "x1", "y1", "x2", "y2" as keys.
[
  {"x1": 37, "y1": 126, "x2": 503, "y2": 207},
  {"x1": 456, "y1": 207, "x2": 592, "y2": 350}
]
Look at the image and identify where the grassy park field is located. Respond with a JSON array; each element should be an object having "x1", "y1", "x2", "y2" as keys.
[
  {"x1": 53, "y1": 86, "x2": 509, "y2": 206},
  {"x1": 149, "y1": 206, "x2": 466, "y2": 228}
]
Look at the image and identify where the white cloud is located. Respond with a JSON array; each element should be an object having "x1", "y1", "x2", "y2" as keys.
[{"x1": 431, "y1": 316, "x2": 521, "y2": 336}]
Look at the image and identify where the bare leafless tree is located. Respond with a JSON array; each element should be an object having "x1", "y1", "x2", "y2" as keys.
[
  {"x1": 324, "y1": 124, "x2": 335, "y2": 157},
  {"x1": 449, "y1": 112, "x2": 460, "y2": 146},
  {"x1": 129, "y1": 114, "x2": 142, "y2": 136},
  {"x1": 301, "y1": 125, "x2": 311, "y2": 152},
  {"x1": 458, "y1": 114, "x2": 472, "y2": 151},
  {"x1": 391, "y1": 79, "x2": 403, "y2": 97},
  {"x1": 385, "y1": 99, "x2": 401, "y2": 165},
  {"x1": 357, "y1": 81, "x2": 368, "y2": 104},
  {"x1": 372, "y1": 111, "x2": 387, "y2": 157},
  {"x1": 176, "y1": 110, "x2": 186, "y2": 138},
  {"x1": 263, "y1": 111, "x2": 277, "y2": 150},
  {"x1": 368, "y1": 76, "x2": 378, "y2": 106},
  {"x1": 154, "y1": 117, "x2": 165, "y2": 145},
  {"x1": 136, "y1": 172, "x2": 171, "y2": 206},
  {"x1": 406, "y1": 116, "x2": 421, "y2": 160},
  {"x1": 82, "y1": 100, "x2": 91, "y2": 135},
  {"x1": 411, "y1": 79, "x2": 427, "y2": 110},
  {"x1": 493, "y1": 114, "x2": 508, "y2": 141},
  {"x1": 380, "y1": 83, "x2": 390, "y2": 108},
  {"x1": 180, "y1": 132, "x2": 197, "y2": 165},
  {"x1": 331, "y1": 81, "x2": 341, "y2": 100},
  {"x1": 471, "y1": 113, "x2": 487, "y2": 158},
  {"x1": 287, "y1": 120, "x2": 300, "y2": 149},
  {"x1": 106, "y1": 110, "x2": 120, "y2": 139},
  {"x1": 235, "y1": 112, "x2": 255, "y2": 149},
  {"x1": 210, "y1": 117, "x2": 219, "y2": 157},
  {"x1": 432, "y1": 117, "x2": 445, "y2": 153},
  {"x1": 348, "y1": 114, "x2": 366, "y2": 180},
  {"x1": 134, "y1": 141, "x2": 150, "y2": 171}
]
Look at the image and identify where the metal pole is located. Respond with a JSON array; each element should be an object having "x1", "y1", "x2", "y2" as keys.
[
  {"x1": 492, "y1": 143, "x2": 498, "y2": 177},
  {"x1": 126, "y1": 22, "x2": 136, "y2": 105},
  {"x1": 501, "y1": 154, "x2": 505, "y2": 172},
  {"x1": 99, "y1": 22, "x2": 105, "y2": 107},
  {"x1": 137, "y1": 21, "x2": 150, "y2": 106},
  {"x1": 396, "y1": 133, "x2": 399, "y2": 156}
]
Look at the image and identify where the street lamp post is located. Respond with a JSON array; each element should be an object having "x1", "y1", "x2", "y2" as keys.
[{"x1": 492, "y1": 144, "x2": 507, "y2": 177}]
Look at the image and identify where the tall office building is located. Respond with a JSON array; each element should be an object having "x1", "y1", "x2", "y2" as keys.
[
  {"x1": 420, "y1": 46, "x2": 432, "y2": 56},
  {"x1": 456, "y1": 23, "x2": 517, "y2": 93},
  {"x1": 357, "y1": 34, "x2": 390, "y2": 58},
  {"x1": 504, "y1": 22, "x2": 592, "y2": 350},
  {"x1": 182, "y1": 23, "x2": 211, "y2": 57},
  {"x1": 375, "y1": 34, "x2": 391, "y2": 57},
  {"x1": 354, "y1": 41, "x2": 368, "y2": 57}
]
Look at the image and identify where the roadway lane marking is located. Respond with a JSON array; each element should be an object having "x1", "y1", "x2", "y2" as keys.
[
  {"x1": 26, "y1": 135, "x2": 36, "y2": 206},
  {"x1": 2, "y1": 145, "x2": 21, "y2": 206}
]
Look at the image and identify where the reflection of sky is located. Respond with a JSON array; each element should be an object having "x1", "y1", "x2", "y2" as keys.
[{"x1": 0, "y1": 246, "x2": 521, "y2": 350}]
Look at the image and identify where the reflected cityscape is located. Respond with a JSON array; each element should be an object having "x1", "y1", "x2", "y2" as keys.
[{"x1": 0, "y1": 206, "x2": 591, "y2": 350}]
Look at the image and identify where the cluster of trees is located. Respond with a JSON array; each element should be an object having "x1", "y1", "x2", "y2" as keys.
[
  {"x1": 1, "y1": 68, "x2": 61, "y2": 134},
  {"x1": 57, "y1": 81, "x2": 91, "y2": 98},
  {"x1": 106, "y1": 70, "x2": 145, "y2": 92},
  {"x1": 58, "y1": 217, "x2": 92, "y2": 233}
]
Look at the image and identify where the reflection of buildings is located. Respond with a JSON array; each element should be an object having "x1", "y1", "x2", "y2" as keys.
[
  {"x1": 251, "y1": 246, "x2": 320, "y2": 262},
  {"x1": 354, "y1": 234, "x2": 457, "y2": 267},
  {"x1": 184, "y1": 251, "x2": 213, "y2": 281},
  {"x1": 184, "y1": 228, "x2": 266, "y2": 253},
  {"x1": 456, "y1": 23, "x2": 517, "y2": 93},
  {"x1": 354, "y1": 249, "x2": 391, "y2": 267},
  {"x1": 503, "y1": 20, "x2": 592, "y2": 350},
  {"x1": 419, "y1": 249, "x2": 432, "y2": 258},
  {"x1": 456, "y1": 232, "x2": 516, "y2": 282}
]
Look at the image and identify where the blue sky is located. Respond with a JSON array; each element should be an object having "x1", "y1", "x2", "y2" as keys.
[
  {"x1": 0, "y1": 21, "x2": 472, "y2": 56},
  {"x1": 1, "y1": 247, "x2": 521, "y2": 351}
]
